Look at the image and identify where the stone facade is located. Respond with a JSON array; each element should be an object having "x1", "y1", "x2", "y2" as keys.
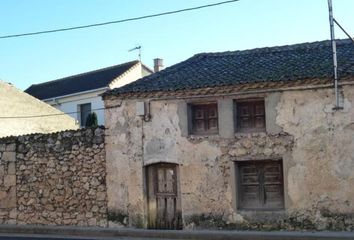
[
  {"x1": 104, "y1": 84, "x2": 354, "y2": 230},
  {"x1": 0, "y1": 127, "x2": 107, "y2": 227}
]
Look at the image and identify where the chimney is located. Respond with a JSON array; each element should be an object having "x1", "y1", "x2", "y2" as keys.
[{"x1": 153, "y1": 58, "x2": 164, "y2": 72}]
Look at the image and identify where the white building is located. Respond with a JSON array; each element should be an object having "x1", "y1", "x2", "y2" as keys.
[{"x1": 25, "y1": 60, "x2": 153, "y2": 126}]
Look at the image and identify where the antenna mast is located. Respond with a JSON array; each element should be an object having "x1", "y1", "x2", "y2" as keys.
[{"x1": 128, "y1": 46, "x2": 142, "y2": 61}]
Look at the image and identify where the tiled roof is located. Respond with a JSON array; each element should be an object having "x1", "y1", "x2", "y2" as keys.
[
  {"x1": 25, "y1": 60, "x2": 140, "y2": 100},
  {"x1": 104, "y1": 39, "x2": 354, "y2": 98}
]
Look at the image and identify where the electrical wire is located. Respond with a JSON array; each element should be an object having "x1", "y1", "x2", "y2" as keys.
[
  {"x1": 0, "y1": 106, "x2": 112, "y2": 119},
  {"x1": 0, "y1": 0, "x2": 239, "y2": 39}
]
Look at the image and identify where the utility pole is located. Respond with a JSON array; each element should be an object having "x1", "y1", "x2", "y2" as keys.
[{"x1": 327, "y1": 0, "x2": 341, "y2": 110}]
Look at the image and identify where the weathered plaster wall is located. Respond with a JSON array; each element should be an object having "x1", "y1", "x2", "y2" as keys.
[
  {"x1": 0, "y1": 127, "x2": 107, "y2": 227},
  {"x1": 105, "y1": 102, "x2": 144, "y2": 227},
  {"x1": 105, "y1": 85, "x2": 354, "y2": 231},
  {"x1": 276, "y1": 87, "x2": 354, "y2": 225}
]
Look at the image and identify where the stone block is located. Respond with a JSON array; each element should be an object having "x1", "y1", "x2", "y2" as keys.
[
  {"x1": 88, "y1": 218, "x2": 97, "y2": 226},
  {"x1": 0, "y1": 166, "x2": 5, "y2": 176},
  {"x1": 91, "y1": 206, "x2": 99, "y2": 212},
  {"x1": 63, "y1": 219, "x2": 72, "y2": 225},
  {"x1": 76, "y1": 213, "x2": 85, "y2": 221},
  {"x1": 99, "y1": 219, "x2": 108, "y2": 227},
  {"x1": 97, "y1": 192, "x2": 106, "y2": 201},
  {"x1": 2, "y1": 152, "x2": 16, "y2": 162},
  {"x1": 0, "y1": 191, "x2": 7, "y2": 200},
  {"x1": 4, "y1": 175, "x2": 16, "y2": 187},
  {"x1": 0, "y1": 144, "x2": 5, "y2": 152},
  {"x1": 0, "y1": 210, "x2": 8, "y2": 216},
  {"x1": 0, "y1": 187, "x2": 16, "y2": 208},
  {"x1": 9, "y1": 209, "x2": 17, "y2": 219},
  {"x1": 7, "y1": 163, "x2": 15, "y2": 175},
  {"x1": 5, "y1": 144, "x2": 16, "y2": 152},
  {"x1": 19, "y1": 165, "x2": 26, "y2": 171}
]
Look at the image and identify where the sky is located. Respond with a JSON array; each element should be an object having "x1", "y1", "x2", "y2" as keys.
[{"x1": 0, "y1": 0, "x2": 353, "y2": 90}]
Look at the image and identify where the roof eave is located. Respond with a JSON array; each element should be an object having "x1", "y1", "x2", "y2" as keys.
[
  {"x1": 103, "y1": 77, "x2": 354, "y2": 101},
  {"x1": 42, "y1": 86, "x2": 109, "y2": 101}
]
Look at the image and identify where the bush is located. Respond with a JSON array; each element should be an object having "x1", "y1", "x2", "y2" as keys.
[{"x1": 85, "y1": 112, "x2": 98, "y2": 127}]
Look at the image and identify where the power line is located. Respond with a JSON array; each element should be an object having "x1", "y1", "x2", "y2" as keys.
[
  {"x1": 0, "y1": 0, "x2": 239, "y2": 39},
  {"x1": 0, "y1": 106, "x2": 111, "y2": 119}
]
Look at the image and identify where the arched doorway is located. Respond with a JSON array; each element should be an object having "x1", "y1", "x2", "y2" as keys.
[{"x1": 146, "y1": 163, "x2": 182, "y2": 229}]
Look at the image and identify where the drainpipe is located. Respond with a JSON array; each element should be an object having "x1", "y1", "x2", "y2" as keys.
[{"x1": 328, "y1": 0, "x2": 342, "y2": 110}]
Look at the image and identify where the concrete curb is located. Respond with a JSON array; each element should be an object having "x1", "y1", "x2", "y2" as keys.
[{"x1": 0, "y1": 225, "x2": 353, "y2": 239}]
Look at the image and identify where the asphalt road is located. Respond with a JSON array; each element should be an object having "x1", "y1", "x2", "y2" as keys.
[
  {"x1": 0, "y1": 236, "x2": 177, "y2": 240},
  {"x1": 0, "y1": 236, "x2": 94, "y2": 240},
  {"x1": 0, "y1": 238, "x2": 93, "y2": 240},
  {"x1": 1, "y1": 226, "x2": 354, "y2": 240},
  {"x1": 0, "y1": 237, "x2": 95, "y2": 240}
]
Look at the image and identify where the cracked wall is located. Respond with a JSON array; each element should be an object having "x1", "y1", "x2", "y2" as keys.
[
  {"x1": 105, "y1": 85, "x2": 354, "y2": 230},
  {"x1": 277, "y1": 87, "x2": 354, "y2": 217}
]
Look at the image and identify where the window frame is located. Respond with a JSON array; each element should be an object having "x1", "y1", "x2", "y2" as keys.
[
  {"x1": 188, "y1": 102, "x2": 219, "y2": 135},
  {"x1": 235, "y1": 159, "x2": 285, "y2": 211},
  {"x1": 78, "y1": 103, "x2": 92, "y2": 127},
  {"x1": 234, "y1": 98, "x2": 266, "y2": 133}
]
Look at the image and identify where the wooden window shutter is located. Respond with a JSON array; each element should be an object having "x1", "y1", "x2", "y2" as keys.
[
  {"x1": 207, "y1": 105, "x2": 218, "y2": 132},
  {"x1": 236, "y1": 100, "x2": 265, "y2": 133},
  {"x1": 237, "y1": 160, "x2": 284, "y2": 210},
  {"x1": 193, "y1": 106, "x2": 205, "y2": 133},
  {"x1": 191, "y1": 103, "x2": 218, "y2": 134},
  {"x1": 254, "y1": 101, "x2": 265, "y2": 129}
]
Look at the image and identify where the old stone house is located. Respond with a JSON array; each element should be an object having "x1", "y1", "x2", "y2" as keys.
[{"x1": 103, "y1": 39, "x2": 354, "y2": 230}]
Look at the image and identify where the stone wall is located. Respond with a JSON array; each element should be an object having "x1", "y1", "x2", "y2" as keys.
[
  {"x1": 0, "y1": 127, "x2": 107, "y2": 227},
  {"x1": 0, "y1": 139, "x2": 17, "y2": 224},
  {"x1": 104, "y1": 84, "x2": 354, "y2": 231}
]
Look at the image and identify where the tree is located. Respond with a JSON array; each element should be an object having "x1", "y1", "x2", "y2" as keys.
[{"x1": 85, "y1": 112, "x2": 98, "y2": 127}]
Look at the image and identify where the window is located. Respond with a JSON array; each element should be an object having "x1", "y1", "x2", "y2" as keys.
[
  {"x1": 79, "y1": 103, "x2": 91, "y2": 127},
  {"x1": 189, "y1": 103, "x2": 218, "y2": 135},
  {"x1": 236, "y1": 100, "x2": 265, "y2": 133},
  {"x1": 236, "y1": 160, "x2": 284, "y2": 210}
]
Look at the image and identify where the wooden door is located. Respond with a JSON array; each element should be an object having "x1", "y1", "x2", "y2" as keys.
[{"x1": 146, "y1": 163, "x2": 182, "y2": 229}]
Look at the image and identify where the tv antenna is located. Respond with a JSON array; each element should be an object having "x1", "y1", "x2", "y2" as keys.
[{"x1": 128, "y1": 45, "x2": 142, "y2": 61}]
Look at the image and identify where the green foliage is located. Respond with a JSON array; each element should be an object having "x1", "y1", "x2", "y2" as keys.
[
  {"x1": 107, "y1": 211, "x2": 128, "y2": 226},
  {"x1": 85, "y1": 112, "x2": 98, "y2": 127}
]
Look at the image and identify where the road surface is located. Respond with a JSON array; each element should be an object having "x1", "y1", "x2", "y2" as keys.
[{"x1": 0, "y1": 236, "x2": 176, "y2": 240}]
